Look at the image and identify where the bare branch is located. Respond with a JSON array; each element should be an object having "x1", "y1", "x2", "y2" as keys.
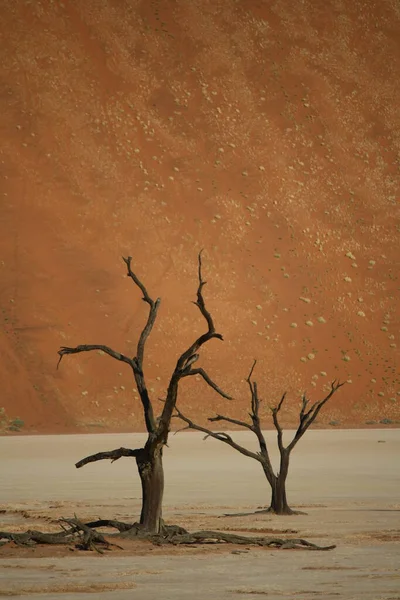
[
  {"x1": 205, "y1": 431, "x2": 233, "y2": 442},
  {"x1": 173, "y1": 424, "x2": 191, "y2": 435},
  {"x1": 303, "y1": 400, "x2": 320, "y2": 422},
  {"x1": 299, "y1": 394, "x2": 309, "y2": 421},
  {"x1": 75, "y1": 447, "x2": 142, "y2": 469},
  {"x1": 247, "y1": 359, "x2": 257, "y2": 382},
  {"x1": 57, "y1": 344, "x2": 132, "y2": 369},
  {"x1": 181, "y1": 367, "x2": 232, "y2": 399},
  {"x1": 305, "y1": 379, "x2": 345, "y2": 424},
  {"x1": 276, "y1": 392, "x2": 287, "y2": 413},
  {"x1": 182, "y1": 353, "x2": 200, "y2": 370},
  {"x1": 176, "y1": 251, "x2": 223, "y2": 368},
  {"x1": 209, "y1": 414, "x2": 253, "y2": 430},
  {"x1": 250, "y1": 380, "x2": 259, "y2": 419},
  {"x1": 157, "y1": 252, "x2": 226, "y2": 439},
  {"x1": 245, "y1": 360, "x2": 258, "y2": 416},
  {"x1": 122, "y1": 256, "x2": 153, "y2": 304},
  {"x1": 122, "y1": 256, "x2": 160, "y2": 368},
  {"x1": 194, "y1": 249, "x2": 214, "y2": 333},
  {"x1": 287, "y1": 380, "x2": 345, "y2": 452},
  {"x1": 243, "y1": 362, "x2": 275, "y2": 475},
  {"x1": 56, "y1": 258, "x2": 160, "y2": 435},
  {"x1": 272, "y1": 393, "x2": 287, "y2": 453},
  {"x1": 121, "y1": 256, "x2": 160, "y2": 434},
  {"x1": 174, "y1": 407, "x2": 261, "y2": 462}
]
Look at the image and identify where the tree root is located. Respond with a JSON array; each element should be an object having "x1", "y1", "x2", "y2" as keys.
[
  {"x1": 0, "y1": 529, "x2": 70, "y2": 548},
  {"x1": 222, "y1": 507, "x2": 308, "y2": 518},
  {"x1": 0, "y1": 517, "x2": 123, "y2": 554},
  {"x1": 0, "y1": 518, "x2": 336, "y2": 552},
  {"x1": 255, "y1": 507, "x2": 308, "y2": 516},
  {"x1": 153, "y1": 524, "x2": 335, "y2": 550}
]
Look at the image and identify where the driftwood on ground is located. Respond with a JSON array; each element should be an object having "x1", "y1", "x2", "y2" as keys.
[{"x1": 0, "y1": 517, "x2": 336, "y2": 552}]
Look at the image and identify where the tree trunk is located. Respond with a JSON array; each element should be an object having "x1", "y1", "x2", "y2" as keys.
[
  {"x1": 269, "y1": 474, "x2": 294, "y2": 514},
  {"x1": 136, "y1": 446, "x2": 164, "y2": 534},
  {"x1": 265, "y1": 450, "x2": 294, "y2": 515}
]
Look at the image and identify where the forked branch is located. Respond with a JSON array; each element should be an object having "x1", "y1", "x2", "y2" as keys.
[
  {"x1": 173, "y1": 407, "x2": 261, "y2": 462},
  {"x1": 176, "y1": 250, "x2": 223, "y2": 370},
  {"x1": 181, "y1": 367, "x2": 232, "y2": 400},
  {"x1": 57, "y1": 257, "x2": 159, "y2": 434},
  {"x1": 157, "y1": 251, "x2": 229, "y2": 439},
  {"x1": 194, "y1": 249, "x2": 214, "y2": 332},
  {"x1": 287, "y1": 380, "x2": 345, "y2": 451},
  {"x1": 175, "y1": 366, "x2": 345, "y2": 492},
  {"x1": 271, "y1": 393, "x2": 287, "y2": 453},
  {"x1": 175, "y1": 361, "x2": 275, "y2": 471},
  {"x1": 122, "y1": 256, "x2": 160, "y2": 368},
  {"x1": 245, "y1": 363, "x2": 273, "y2": 468}
]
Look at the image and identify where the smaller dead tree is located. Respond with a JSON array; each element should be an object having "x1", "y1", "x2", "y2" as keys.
[{"x1": 175, "y1": 361, "x2": 345, "y2": 515}]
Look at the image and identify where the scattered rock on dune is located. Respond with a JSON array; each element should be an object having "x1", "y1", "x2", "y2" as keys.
[{"x1": 0, "y1": 0, "x2": 398, "y2": 431}]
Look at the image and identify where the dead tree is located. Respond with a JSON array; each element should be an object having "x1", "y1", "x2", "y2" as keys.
[
  {"x1": 57, "y1": 251, "x2": 231, "y2": 534},
  {"x1": 175, "y1": 361, "x2": 345, "y2": 515}
]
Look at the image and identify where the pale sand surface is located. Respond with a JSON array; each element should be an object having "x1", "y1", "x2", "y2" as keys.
[{"x1": 0, "y1": 430, "x2": 399, "y2": 599}]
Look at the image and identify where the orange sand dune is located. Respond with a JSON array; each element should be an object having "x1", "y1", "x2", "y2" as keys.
[{"x1": 0, "y1": 0, "x2": 399, "y2": 432}]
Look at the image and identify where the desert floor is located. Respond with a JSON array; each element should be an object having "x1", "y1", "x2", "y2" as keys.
[{"x1": 0, "y1": 429, "x2": 399, "y2": 599}]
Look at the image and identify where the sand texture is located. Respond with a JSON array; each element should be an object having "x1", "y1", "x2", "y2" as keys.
[{"x1": 0, "y1": 430, "x2": 399, "y2": 598}]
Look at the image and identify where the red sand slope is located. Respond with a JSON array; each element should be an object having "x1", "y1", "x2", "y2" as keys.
[{"x1": 1, "y1": 0, "x2": 399, "y2": 432}]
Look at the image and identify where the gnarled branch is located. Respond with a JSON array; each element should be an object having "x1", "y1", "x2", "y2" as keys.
[
  {"x1": 209, "y1": 414, "x2": 253, "y2": 430},
  {"x1": 122, "y1": 256, "x2": 160, "y2": 433},
  {"x1": 181, "y1": 367, "x2": 232, "y2": 399},
  {"x1": 174, "y1": 407, "x2": 261, "y2": 462},
  {"x1": 57, "y1": 257, "x2": 159, "y2": 434},
  {"x1": 271, "y1": 393, "x2": 287, "y2": 453},
  {"x1": 75, "y1": 447, "x2": 142, "y2": 469},
  {"x1": 244, "y1": 361, "x2": 273, "y2": 471},
  {"x1": 246, "y1": 360, "x2": 259, "y2": 419},
  {"x1": 287, "y1": 380, "x2": 345, "y2": 452},
  {"x1": 175, "y1": 364, "x2": 345, "y2": 516},
  {"x1": 175, "y1": 361, "x2": 275, "y2": 472},
  {"x1": 157, "y1": 251, "x2": 228, "y2": 440},
  {"x1": 175, "y1": 250, "x2": 223, "y2": 370},
  {"x1": 194, "y1": 248, "x2": 214, "y2": 332},
  {"x1": 57, "y1": 344, "x2": 132, "y2": 369},
  {"x1": 122, "y1": 256, "x2": 160, "y2": 368},
  {"x1": 0, "y1": 519, "x2": 336, "y2": 551}
]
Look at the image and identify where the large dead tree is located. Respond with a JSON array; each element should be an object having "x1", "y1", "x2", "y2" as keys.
[
  {"x1": 57, "y1": 252, "x2": 231, "y2": 534},
  {"x1": 175, "y1": 361, "x2": 345, "y2": 515}
]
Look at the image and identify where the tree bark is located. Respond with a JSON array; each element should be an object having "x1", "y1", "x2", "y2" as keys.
[
  {"x1": 269, "y1": 476, "x2": 294, "y2": 515},
  {"x1": 264, "y1": 450, "x2": 294, "y2": 515},
  {"x1": 136, "y1": 446, "x2": 164, "y2": 534}
]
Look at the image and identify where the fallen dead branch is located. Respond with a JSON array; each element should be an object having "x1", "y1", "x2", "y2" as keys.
[{"x1": 0, "y1": 517, "x2": 336, "y2": 552}]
